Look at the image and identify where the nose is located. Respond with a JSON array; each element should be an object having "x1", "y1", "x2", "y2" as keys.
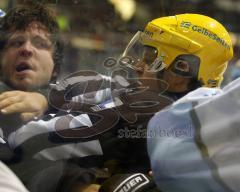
[
  {"x1": 18, "y1": 41, "x2": 33, "y2": 57},
  {"x1": 134, "y1": 60, "x2": 145, "y2": 73}
]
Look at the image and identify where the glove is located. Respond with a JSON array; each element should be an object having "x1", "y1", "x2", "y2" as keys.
[{"x1": 99, "y1": 173, "x2": 160, "y2": 192}]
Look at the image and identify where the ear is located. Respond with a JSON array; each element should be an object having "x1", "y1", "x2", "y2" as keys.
[{"x1": 51, "y1": 65, "x2": 60, "y2": 83}]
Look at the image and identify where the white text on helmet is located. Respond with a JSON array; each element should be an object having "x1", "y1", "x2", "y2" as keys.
[{"x1": 180, "y1": 21, "x2": 230, "y2": 50}]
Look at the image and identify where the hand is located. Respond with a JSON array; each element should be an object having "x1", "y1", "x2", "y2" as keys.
[{"x1": 0, "y1": 91, "x2": 48, "y2": 122}]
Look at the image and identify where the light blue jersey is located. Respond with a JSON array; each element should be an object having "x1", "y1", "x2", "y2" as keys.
[{"x1": 148, "y1": 78, "x2": 240, "y2": 192}]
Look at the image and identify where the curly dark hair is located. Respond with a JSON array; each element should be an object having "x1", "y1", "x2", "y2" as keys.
[{"x1": 0, "y1": 3, "x2": 64, "y2": 71}]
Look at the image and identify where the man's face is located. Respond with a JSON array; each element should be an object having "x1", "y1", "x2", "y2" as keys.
[{"x1": 0, "y1": 21, "x2": 55, "y2": 91}]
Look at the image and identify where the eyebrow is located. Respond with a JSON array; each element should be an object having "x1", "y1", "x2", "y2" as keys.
[
  {"x1": 8, "y1": 33, "x2": 53, "y2": 45},
  {"x1": 10, "y1": 32, "x2": 50, "y2": 39}
]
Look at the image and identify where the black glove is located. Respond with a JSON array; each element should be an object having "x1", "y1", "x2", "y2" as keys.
[{"x1": 99, "y1": 173, "x2": 160, "y2": 192}]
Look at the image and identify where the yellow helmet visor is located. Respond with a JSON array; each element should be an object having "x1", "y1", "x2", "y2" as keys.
[{"x1": 121, "y1": 31, "x2": 166, "y2": 73}]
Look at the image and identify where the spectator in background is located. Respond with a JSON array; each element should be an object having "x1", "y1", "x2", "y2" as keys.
[{"x1": 230, "y1": 59, "x2": 240, "y2": 81}]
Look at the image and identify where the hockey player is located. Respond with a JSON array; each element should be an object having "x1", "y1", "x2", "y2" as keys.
[{"x1": 147, "y1": 14, "x2": 234, "y2": 192}]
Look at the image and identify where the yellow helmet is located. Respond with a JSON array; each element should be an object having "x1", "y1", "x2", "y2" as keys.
[{"x1": 122, "y1": 14, "x2": 233, "y2": 87}]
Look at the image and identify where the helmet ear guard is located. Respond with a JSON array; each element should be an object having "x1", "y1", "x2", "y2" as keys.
[{"x1": 169, "y1": 54, "x2": 200, "y2": 79}]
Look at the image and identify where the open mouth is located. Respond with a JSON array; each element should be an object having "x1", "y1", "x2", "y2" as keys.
[{"x1": 15, "y1": 62, "x2": 32, "y2": 72}]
